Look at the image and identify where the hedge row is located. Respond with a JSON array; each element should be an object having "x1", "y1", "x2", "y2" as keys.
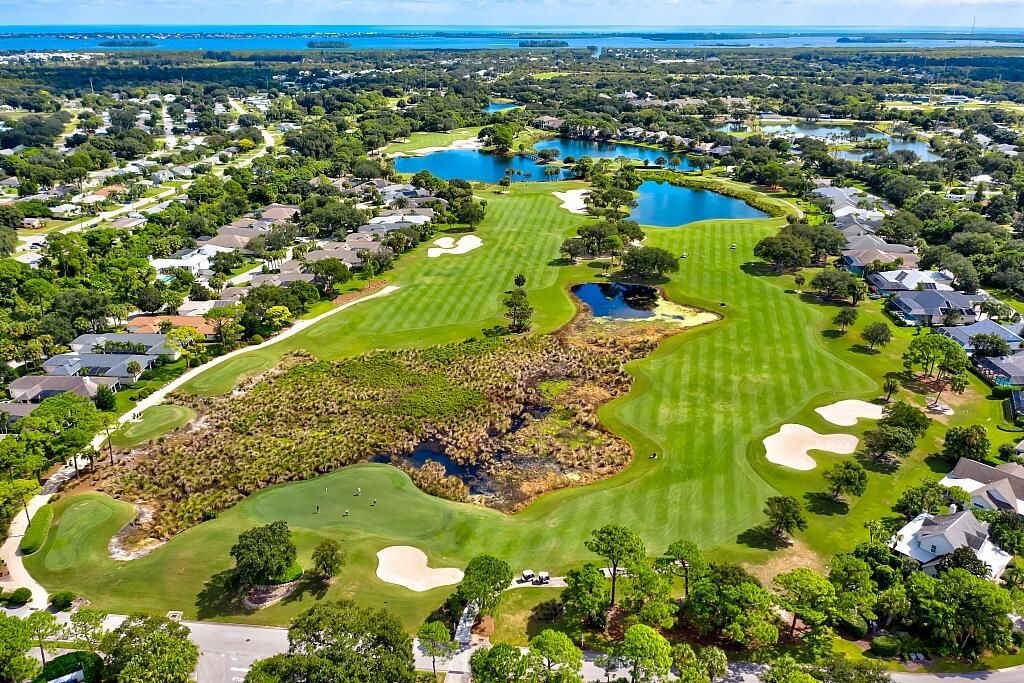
[
  {"x1": 639, "y1": 170, "x2": 796, "y2": 219},
  {"x1": 18, "y1": 504, "x2": 53, "y2": 555}
]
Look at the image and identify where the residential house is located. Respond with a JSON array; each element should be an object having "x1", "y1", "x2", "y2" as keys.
[
  {"x1": 7, "y1": 375, "x2": 121, "y2": 403},
  {"x1": 973, "y1": 354, "x2": 1024, "y2": 386},
  {"x1": 43, "y1": 353, "x2": 154, "y2": 380},
  {"x1": 304, "y1": 248, "x2": 362, "y2": 268},
  {"x1": 200, "y1": 233, "x2": 254, "y2": 252},
  {"x1": 888, "y1": 289, "x2": 985, "y2": 326},
  {"x1": 110, "y1": 216, "x2": 146, "y2": 230},
  {"x1": 149, "y1": 244, "x2": 234, "y2": 276},
  {"x1": 892, "y1": 509, "x2": 1011, "y2": 578},
  {"x1": 177, "y1": 299, "x2": 238, "y2": 317},
  {"x1": 50, "y1": 203, "x2": 82, "y2": 219},
  {"x1": 940, "y1": 458, "x2": 1024, "y2": 515},
  {"x1": 533, "y1": 115, "x2": 564, "y2": 130},
  {"x1": 151, "y1": 169, "x2": 175, "y2": 184},
  {"x1": 126, "y1": 316, "x2": 217, "y2": 340},
  {"x1": 841, "y1": 248, "x2": 919, "y2": 275},
  {"x1": 261, "y1": 203, "x2": 299, "y2": 223},
  {"x1": 866, "y1": 269, "x2": 955, "y2": 293},
  {"x1": 249, "y1": 272, "x2": 317, "y2": 287},
  {"x1": 70, "y1": 333, "x2": 174, "y2": 358},
  {"x1": 936, "y1": 319, "x2": 1024, "y2": 355},
  {"x1": 0, "y1": 402, "x2": 38, "y2": 430}
]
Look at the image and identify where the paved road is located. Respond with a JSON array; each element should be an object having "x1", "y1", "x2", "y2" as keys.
[{"x1": 187, "y1": 621, "x2": 288, "y2": 683}]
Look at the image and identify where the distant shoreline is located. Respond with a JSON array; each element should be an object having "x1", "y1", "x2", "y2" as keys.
[{"x1": 2, "y1": 26, "x2": 1023, "y2": 51}]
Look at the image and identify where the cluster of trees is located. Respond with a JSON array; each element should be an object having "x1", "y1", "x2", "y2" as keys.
[{"x1": 0, "y1": 609, "x2": 198, "y2": 683}]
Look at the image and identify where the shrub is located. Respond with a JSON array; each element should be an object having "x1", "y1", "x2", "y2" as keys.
[
  {"x1": 7, "y1": 587, "x2": 32, "y2": 606},
  {"x1": 993, "y1": 385, "x2": 1018, "y2": 399},
  {"x1": 49, "y1": 590, "x2": 76, "y2": 611},
  {"x1": 32, "y1": 651, "x2": 103, "y2": 683},
  {"x1": 270, "y1": 561, "x2": 304, "y2": 585},
  {"x1": 250, "y1": 334, "x2": 265, "y2": 344},
  {"x1": 870, "y1": 635, "x2": 901, "y2": 657},
  {"x1": 837, "y1": 610, "x2": 868, "y2": 639},
  {"x1": 19, "y1": 504, "x2": 53, "y2": 554}
]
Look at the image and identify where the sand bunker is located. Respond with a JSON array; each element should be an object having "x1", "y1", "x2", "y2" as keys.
[
  {"x1": 376, "y1": 546, "x2": 464, "y2": 592},
  {"x1": 427, "y1": 235, "x2": 483, "y2": 258},
  {"x1": 762, "y1": 424, "x2": 859, "y2": 471},
  {"x1": 553, "y1": 189, "x2": 590, "y2": 214},
  {"x1": 390, "y1": 138, "x2": 483, "y2": 157},
  {"x1": 815, "y1": 399, "x2": 885, "y2": 427}
]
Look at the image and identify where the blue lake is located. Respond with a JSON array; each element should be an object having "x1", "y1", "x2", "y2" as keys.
[
  {"x1": 835, "y1": 139, "x2": 942, "y2": 162},
  {"x1": 483, "y1": 103, "x2": 519, "y2": 113},
  {"x1": 759, "y1": 123, "x2": 888, "y2": 140},
  {"x1": 392, "y1": 137, "x2": 694, "y2": 182},
  {"x1": 393, "y1": 148, "x2": 570, "y2": 182},
  {"x1": 534, "y1": 138, "x2": 695, "y2": 168},
  {"x1": 629, "y1": 180, "x2": 766, "y2": 227},
  {"x1": 571, "y1": 283, "x2": 661, "y2": 319}
]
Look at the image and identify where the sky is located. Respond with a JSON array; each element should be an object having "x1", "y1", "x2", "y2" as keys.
[{"x1": 5, "y1": 0, "x2": 1024, "y2": 29}]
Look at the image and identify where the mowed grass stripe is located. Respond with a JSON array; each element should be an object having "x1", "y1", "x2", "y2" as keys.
[{"x1": 32, "y1": 191, "x2": 948, "y2": 629}]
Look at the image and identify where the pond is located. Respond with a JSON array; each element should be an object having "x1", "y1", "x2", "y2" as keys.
[
  {"x1": 759, "y1": 123, "x2": 888, "y2": 140},
  {"x1": 393, "y1": 148, "x2": 571, "y2": 183},
  {"x1": 375, "y1": 442, "x2": 496, "y2": 495},
  {"x1": 834, "y1": 139, "x2": 942, "y2": 162},
  {"x1": 534, "y1": 138, "x2": 695, "y2": 169},
  {"x1": 628, "y1": 179, "x2": 767, "y2": 227},
  {"x1": 483, "y1": 102, "x2": 519, "y2": 113},
  {"x1": 393, "y1": 136, "x2": 698, "y2": 183},
  {"x1": 571, "y1": 282, "x2": 661, "y2": 319}
]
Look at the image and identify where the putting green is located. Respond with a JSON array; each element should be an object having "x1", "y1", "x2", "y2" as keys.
[
  {"x1": 109, "y1": 405, "x2": 197, "y2": 448},
  {"x1": 26, "y1": 180, "x2": 985, "y2": 630}
]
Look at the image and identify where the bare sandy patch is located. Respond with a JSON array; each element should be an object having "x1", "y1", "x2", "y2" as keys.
[
  {"x1": 815, "y1": 399, "x2": 884, "y2": 427},
  {"x1": 390, "y1": 138, "x2": 483, "y2": 157},
  {"x1": 762, "y1": 424, "x2": 859, "y2": 471},
  {"x1": 553, "y1": 189, "x2": 590, "y2": 214},
  {"x1": 427, "y1": 234, "x2": 483, "y2": 258},
  {"x1": 376, "y1": 546, "x2": 464, "y2": 592}
]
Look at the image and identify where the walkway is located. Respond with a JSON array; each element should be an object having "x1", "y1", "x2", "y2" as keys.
[{"x1": 0, "y1": 458, "x2": 87, "y2": 613}]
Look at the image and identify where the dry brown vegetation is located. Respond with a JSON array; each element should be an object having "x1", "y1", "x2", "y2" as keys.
[{"x1": 95, "y1": 316, "x2": 687, "y2": 538}]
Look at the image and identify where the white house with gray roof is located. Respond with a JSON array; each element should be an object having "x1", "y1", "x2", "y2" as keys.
[{"x1": 892, "y1": 509, "x2": 1012, "y2": 578}]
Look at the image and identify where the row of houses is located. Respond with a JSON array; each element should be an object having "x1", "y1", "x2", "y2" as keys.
[
  {"x1": 0, "y1": 332, "x2": 178, "y2": 429},
  {"x1": 890, "y1": 457, "x2": 1024, "y2": 579}
]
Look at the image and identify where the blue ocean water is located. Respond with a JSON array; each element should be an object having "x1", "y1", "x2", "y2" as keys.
[{"x1": 2, "y1": 25, "x2": 1023, "y2": 51}]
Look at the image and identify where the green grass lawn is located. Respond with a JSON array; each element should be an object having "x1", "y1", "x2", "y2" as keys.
[
  {"x1": 298, "y1": 299, "x2": 337, "y2": 320},
  {"x1": 178, "y1": 182, "x2": 588, "y2": 396},
  {"x1": 29, "y1": 178, "x2": 993, "y2": 634},
  {"x1": 385, "y1": 127, "x2": 482, "y2": 154},
  {"x1": 109, "y1": 405, "x2": 197, "y2": 448}
]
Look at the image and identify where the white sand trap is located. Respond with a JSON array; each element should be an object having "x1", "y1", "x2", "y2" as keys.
[
  {"x1": 427, "y1": 234, "x2": 483, "y2": 258},
  {"x1": 553, "y1": 189, "x2": 590, "y2": 214},
  {"x1": 815, "y1": 399, "x2": 885, "y2": 427},
  {"x1": 376, "y1": 546, "x2": 464, "y2": 592},
  {"x1": 763, "y1": 424, "x2": 859, "y2": 471}
]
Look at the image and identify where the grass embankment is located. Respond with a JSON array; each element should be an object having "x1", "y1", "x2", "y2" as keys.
[
  {"x1": 385, "y1": 127, "x2": 482, "y2": 154},
  {"x1": 109, "y1": 405, "x2": 197, "y2": 449},
  {"x1": 28, "y1": 177, "x2": 996, "y2": 637}
]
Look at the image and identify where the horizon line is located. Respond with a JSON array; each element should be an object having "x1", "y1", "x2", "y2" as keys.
[{"x1": 2, "y1": 23, "x2": 1022, "y2": 31}]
